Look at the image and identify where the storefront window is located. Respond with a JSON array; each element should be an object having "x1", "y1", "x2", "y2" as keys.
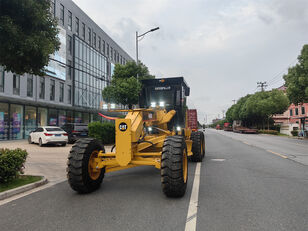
[
  {"x1": 38, "y1": 107, "x2": 47, "y2": 126},
  {"x1": 10, "y1": 104, "x2": 24, "y2": 140},
  {"x1": 0, "y1": 103, "x2": 9, "y2": 140},
  {"x1": 58, "y1": 110, "x2": 66, "y2": 127},
  {"x1": 48, "y1": 108, "x2": 58, "y2": 126},
  {"x1": 25, "y1": 106, "x2": 36, "y2": 138},
  {"x1": 74, "y1": 111, "x2": 82, "y2": 123}
]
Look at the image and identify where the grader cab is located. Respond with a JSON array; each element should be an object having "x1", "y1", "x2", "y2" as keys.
[{"x1": 67, "y1": 77, "x2": 205, "y2": 197}]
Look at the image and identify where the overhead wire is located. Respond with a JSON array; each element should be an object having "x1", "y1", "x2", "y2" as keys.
[
  {"x1": 267, "y1": 58, "x2": 298, "y2": 87},
  {"x1": 252, "y1": 58, "x2": 298, "y2": 92}
]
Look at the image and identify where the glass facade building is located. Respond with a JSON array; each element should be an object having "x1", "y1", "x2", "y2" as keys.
[{"x1": 0, "y1": 0, "x2": 132, "y2": 141}]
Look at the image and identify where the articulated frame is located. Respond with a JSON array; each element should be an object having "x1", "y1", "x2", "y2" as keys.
[{"x1": 90, "y1": 109, "x2": 193, "y2": 174}]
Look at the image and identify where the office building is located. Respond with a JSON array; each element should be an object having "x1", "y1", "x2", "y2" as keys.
[{"x1": 0, "y1": 0, "x2": 133, "y2": 140}]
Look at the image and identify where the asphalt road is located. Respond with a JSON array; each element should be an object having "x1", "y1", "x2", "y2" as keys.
[
  {"x1": 213, "y1": 129, "x2": 308, "y2": 165},
  {"x1": 0, "y1": 130, "x2": 307, "y2": 231}
]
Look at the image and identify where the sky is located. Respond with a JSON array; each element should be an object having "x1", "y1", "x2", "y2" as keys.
[{"x1": 74, "y1": 0, "x2": 308, "y2": 124}]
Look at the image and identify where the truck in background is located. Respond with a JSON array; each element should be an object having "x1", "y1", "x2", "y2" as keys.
[
  {"x1": 187, "y1": 109, "x2": 198, "y2": 131},
  {"x1": 223, "y1": 122, "x2": 233, "y2": 131}
]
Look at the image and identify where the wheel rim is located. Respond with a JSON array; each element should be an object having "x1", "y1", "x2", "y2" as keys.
[
  {"x1": 88, "y1": 150, "x2": 101, "y2": 180},
  {"x1": 183, "y1": 149, "x2": 188, "y2": 183}
]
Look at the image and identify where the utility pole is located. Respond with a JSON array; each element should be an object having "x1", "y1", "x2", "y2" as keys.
[
  {"x1": 257, "y1": 81, "x2": 268, "y2": 92},
  {"x1": 222, "y1": 110, "x2": 225, "y2": 118},
  {"x1": 232, "y1": 99, "x2": 236, "y2": 105}
]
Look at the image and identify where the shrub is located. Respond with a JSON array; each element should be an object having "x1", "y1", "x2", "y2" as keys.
[
  {"x1": 0, "y1": 148, "x2": 28, "y2": 183},
  {"x1": 291, "y1": 130, "x2": 298, "y2": 136},
  {"x1": 271, "y1": 124, "x2": 281, "y2": 132},
  {"x1": 259, "y1": 130, "x2": 279, "y2": 135},
  {"x1": 88, "y1": 121, "x2": 115, "y2": 144}
]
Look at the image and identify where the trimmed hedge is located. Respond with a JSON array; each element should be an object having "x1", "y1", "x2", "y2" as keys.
[
  {"x1": 259, "y1": 130, "x2": 279, "y2": 135},
  {"x1": 88, "y1": 121, "x2": 115, "y2": 144},
  {"x1": 0, "y1": 148, "x2": 28, "y2": 183},
  {"x1": 291, "y1": 130, "x2": 298, "y2": 136}
]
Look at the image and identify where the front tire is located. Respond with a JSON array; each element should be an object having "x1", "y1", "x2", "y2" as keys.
[
  {"x1": 28, "y1": 136, "x2": 33, "y2": 144},
  {"x1": 161, "y1": 136, "x2": 188, "y2": 197},
  {"x1": 67, "y1": 138, "x2": 105, "y2": 193}
]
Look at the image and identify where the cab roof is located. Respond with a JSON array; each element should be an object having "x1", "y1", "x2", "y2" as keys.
[{"x1": 141, "y1": 77, "x2": 190, "y2": 96}]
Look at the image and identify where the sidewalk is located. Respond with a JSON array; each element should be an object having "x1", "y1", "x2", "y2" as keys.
[
  {"x1": 0, "y1": 140, "x2": 113, "y2": 184},
  {"x1": 0, "y1": 140, "x2": 71, "y2": 184}
]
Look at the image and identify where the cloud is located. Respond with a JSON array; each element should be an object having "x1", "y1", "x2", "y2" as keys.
[{"x1": 74, "y1": 0, "x2": 308, "y2": 123}]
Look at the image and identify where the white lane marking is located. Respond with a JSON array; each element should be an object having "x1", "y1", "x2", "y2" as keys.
[
  {"x1": 185, "y1": 163, "x2": 201, "y2": 231},
  {"x1": 211, "y1": 159, "x2": 225, "y2": 162}
]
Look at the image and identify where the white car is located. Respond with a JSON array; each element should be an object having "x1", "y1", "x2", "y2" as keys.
[{"x1": 28, "y1": 126, "x2": 68, "y2": 147}]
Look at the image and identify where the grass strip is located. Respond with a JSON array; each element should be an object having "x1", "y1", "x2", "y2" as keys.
[{"x1": 0, "y1": 175, "x2": 42, "y2": 193}]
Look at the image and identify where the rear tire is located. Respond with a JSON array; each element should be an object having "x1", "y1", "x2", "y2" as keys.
[
  {"x1": 39, "y1": 138, "x2": 43, "y2": 147},
  {"x1": 67, "y1": 138, "x2": 105, "y2": 193},
  {"x1": 190, "y1": 131, "x2": 205, "y2": 162},
  {"x1": 161, "y1": 136, "x2": 188, "y2": 197}
]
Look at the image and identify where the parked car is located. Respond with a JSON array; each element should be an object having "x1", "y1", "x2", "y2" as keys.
[
  {"x1": 61, "y1": 123, "x2": 88, "y2": 143},
  {"x1": 28, "y1": 126, "x2": 68, "y2": 147}
]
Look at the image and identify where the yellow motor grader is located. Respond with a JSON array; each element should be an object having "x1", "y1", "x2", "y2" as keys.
[{"x1": 67, "y1": 77, "x2": 205, "y2": 197}]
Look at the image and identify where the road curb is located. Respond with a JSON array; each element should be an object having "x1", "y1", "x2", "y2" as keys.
[{"x1": 0, "y1": 176, "x2": 48, "y2": 200}]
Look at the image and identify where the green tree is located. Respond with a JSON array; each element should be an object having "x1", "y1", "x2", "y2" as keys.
[
  {"x1": 283, "y1": 44, "x2": 308, "y2": 104},
  {"x1": 225, "y1": 90, "x2": 289, "y2": 128},
  {"x1": 226, "y1": 104, "x2": 236, "y2": 122},
  {"x1": 102, "y1": 61, "x2": 154, "y2": 109},
  {"x1": 113, "y1": 61, "x2": 155, "y2": 80},
  {"x1": 0, "y1": 0, "x2": 60, "y2": 75},
  {"x1": 102, "y1": 77, "x2": 142, "y2": 109}
]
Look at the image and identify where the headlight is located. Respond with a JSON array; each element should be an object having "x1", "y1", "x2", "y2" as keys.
[
  {"x1": 148, "y1": 127, "x2": 153, "y2": 132},
  {"x1": 151, "y1": 102, "x2": 156, "y2": 107},
  {"x1": 176, "y1": 126, "x2": 181, "y2": 131},
  {"x1": 159, "y1": 101, "x2": 165, "y2": 107},
  {"x1": 110, "y1": 103, "x2": 116, "y2": 109}
]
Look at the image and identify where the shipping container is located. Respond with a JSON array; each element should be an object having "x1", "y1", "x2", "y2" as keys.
[{"x1": 187, "y1": 109, "x2": 198, "y2": 131}]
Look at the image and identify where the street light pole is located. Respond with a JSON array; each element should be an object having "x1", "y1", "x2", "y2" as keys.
[
  {"x1": 136, "y1": 31, "x2": 139, "y2": 63},
  {"x1": 135, "y1": 27, "x2": 159, "y2": 64}
]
